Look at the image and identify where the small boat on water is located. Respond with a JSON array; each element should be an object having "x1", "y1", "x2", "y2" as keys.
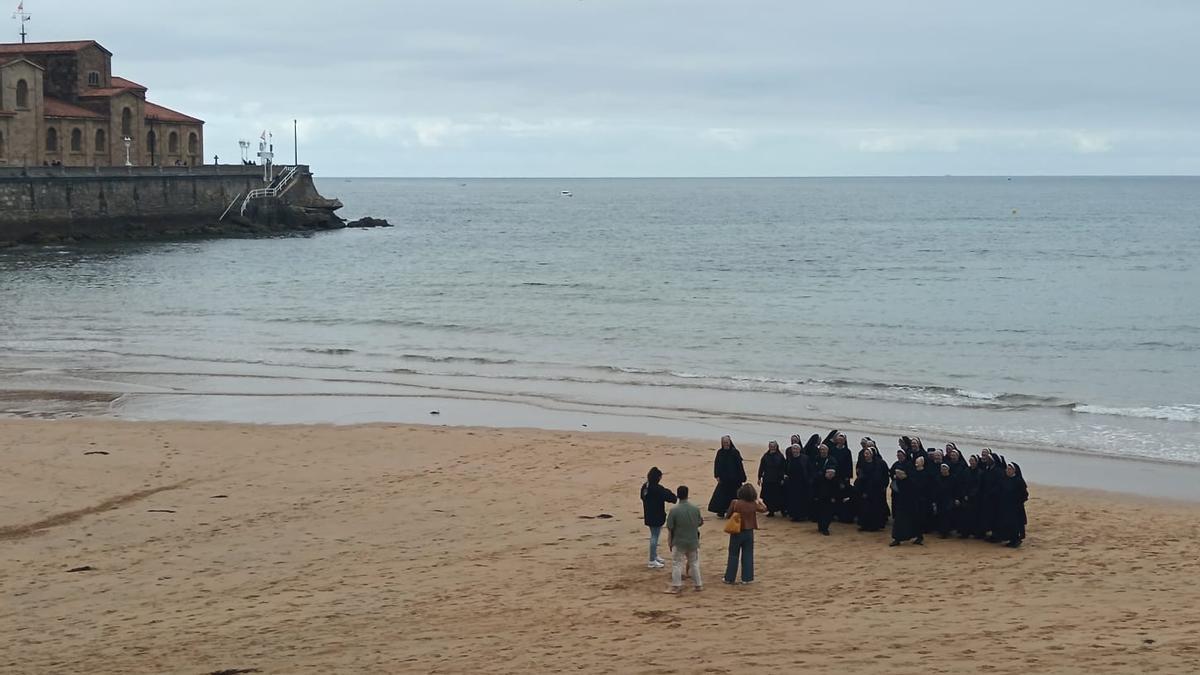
[{"x1": 560, "y1": 190, "x2": 573, "y2": 197}]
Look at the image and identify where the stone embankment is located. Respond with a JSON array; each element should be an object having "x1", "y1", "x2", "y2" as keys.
[{"x1": 0, "y1": 165, "x2": 389, "y2": 246}]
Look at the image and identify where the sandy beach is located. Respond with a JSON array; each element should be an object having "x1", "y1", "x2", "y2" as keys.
[{"x1": 1, "y1": 419, "x2": 1198, "y2": 674}]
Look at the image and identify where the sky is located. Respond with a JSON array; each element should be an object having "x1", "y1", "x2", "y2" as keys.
[{"x1": 14, "y1": 0, "x2": 1200, "y2": 176}]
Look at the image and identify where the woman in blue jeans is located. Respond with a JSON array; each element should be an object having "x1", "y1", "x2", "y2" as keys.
[{"x1": 723, "y1": 483, "x2": 767, "y2": 584}]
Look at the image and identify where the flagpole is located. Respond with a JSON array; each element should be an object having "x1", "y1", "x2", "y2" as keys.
[{"x1": 14, "y1": 1, "x2": 31, "y2": 44}]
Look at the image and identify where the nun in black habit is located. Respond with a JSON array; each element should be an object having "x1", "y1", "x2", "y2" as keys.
[
  {"x1": 811, "y1": 445, "x2": 839, "y2": 535},
  {"x1": 958, "y1": 454, "x2": 983, "y2": 537},
  {"x1": 910, "y1": 456, "x2": 937, "y2": 534},
  {"x1": 826, "y1": 431, "x2": 856, "y2": 523},
  {"x1": 994, "y1": 461, "x2": 1028, "y2": 548},
  {"x1": 707, "y1": 435, "x2": 747, "y2": 516},
  {"x1": 784, "y1": 443, "x2": 811, "y2": 522},
  {"x1": 933, "y1": 462, "x2": 956, "y2": 537},
  {"x1": 889, "y1": 462, "x2": 924, "y2": 546},
  {"x1": 854, "y1": 446, "x2": 890, "y2": 532},
  {"x1": 758, "y1": 441, "x2": 787, "y2": 516}
]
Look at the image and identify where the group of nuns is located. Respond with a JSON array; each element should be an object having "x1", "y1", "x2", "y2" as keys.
[{"x1": 707, "y1": 431, "x2": 1029, "y2": 548}]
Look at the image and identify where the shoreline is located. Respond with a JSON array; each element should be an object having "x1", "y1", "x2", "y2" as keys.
[{"x1": 4, "y1": 387, "x2": 1200, "y2": 501}]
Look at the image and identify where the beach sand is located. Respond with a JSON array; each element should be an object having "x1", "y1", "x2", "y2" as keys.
[{"x1": 2, "y1": 419, "x2": 1198, "y2": 674}]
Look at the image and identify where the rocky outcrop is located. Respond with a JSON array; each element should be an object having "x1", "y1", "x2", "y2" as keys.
[{"x1": 346, "y1": 217, "x2": 392, "y2": 228}]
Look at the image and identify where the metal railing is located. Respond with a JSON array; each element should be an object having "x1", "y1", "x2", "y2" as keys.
[{"x1": 239, "y1": 165, "x2": 301, "y2": 216}]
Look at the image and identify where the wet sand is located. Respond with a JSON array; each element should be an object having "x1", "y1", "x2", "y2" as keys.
[{"x1": 2, "y1": 419, "x2": 1199, "y2": 674}]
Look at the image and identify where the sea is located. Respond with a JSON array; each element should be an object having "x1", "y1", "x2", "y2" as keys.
[{"x1": 2, "y1": 177, "x2": 1198, "y2": 464}]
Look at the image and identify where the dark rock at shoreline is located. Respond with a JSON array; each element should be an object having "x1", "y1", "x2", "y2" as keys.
[{"x1": 347, "y1": 216, "x2": 393, "y2": 228}]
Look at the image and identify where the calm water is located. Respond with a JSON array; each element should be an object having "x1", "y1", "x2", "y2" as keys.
[{"x1": 2, "y1": 177, "x2": 1198, "y2": 461}]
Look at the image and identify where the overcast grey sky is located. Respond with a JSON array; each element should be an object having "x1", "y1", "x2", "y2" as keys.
[{"x1": 19, "y1": 0, "x2": 1200, "y2": 176}]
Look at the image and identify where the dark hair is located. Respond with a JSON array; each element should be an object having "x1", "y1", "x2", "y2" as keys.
[
  {"x1": 677, "y1": 485, "x2": 689, "y2": 500},
  {"x1": 647, "y1": 467, "x2": 663, "y2": 484},
  {"x1": 736, "y1": 483, "x2": 757, "y2": 502}
]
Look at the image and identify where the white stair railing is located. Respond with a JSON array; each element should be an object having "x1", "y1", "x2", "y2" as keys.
[{"x1": 239, "y1": 165, "x2": 301, "y2": 216}]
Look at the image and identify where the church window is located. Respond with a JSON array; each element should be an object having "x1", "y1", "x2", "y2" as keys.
[
  {"x1": 121, "y1": 107, "x2": 132, "y2": 136},
  {"x1": 95, "y1": 128, "x2": 107, "y2": 152},
  {"x1": 16, "y1": 79, "x2": 29, "y2": 108},
  {"x1": 46, "y1": 127, "x2": 58, "y2": 152},
  {"x1": 88, "y1": 71, "x2": 100, "y2": 87},
  {"x1": 188, "y1": 132, "x2": 198, "y2": 155},
  {"x1": 168, "y1": 130, "x2": 179, "y2": 154},
  {"x1": 71, "y1": 128, "x2": 83, "y2": 152}
]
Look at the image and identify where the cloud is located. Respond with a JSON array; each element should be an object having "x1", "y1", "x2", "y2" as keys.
[
  {"x1": 701, "y1": 128, "x2": 751, "y2": 150},
  {"x1": 857, "y1": 131, "x2": 964, "y2": 153},
  {"x1": 1071, "y1": 132, "x2": 1113, "y2": 154}
]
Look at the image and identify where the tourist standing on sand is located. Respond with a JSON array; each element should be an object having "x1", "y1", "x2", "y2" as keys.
[
  {"x1": 707, "y1": 436, "x2": 746, "y2": 516},
  {"x1": 664, "y1": 485, "x2": 703, "y2": 593},
  {"x1": 640, "y1": 467, "x2": 677, "y2": 569},
  {"x1": 757, "y1": 441, "x2": 787, "y2": 517},
  {"x1": 723, "y1": 483, "x2": 767, "y2": 585}
]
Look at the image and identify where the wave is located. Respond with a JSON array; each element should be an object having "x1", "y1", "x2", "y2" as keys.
[
  {"x1": 301, "y1": 348, "x2": 357, "y2": 356},
  {"x1": 385, "y1": 356, "x2": 1077, "y2": 412},
  {"x1": 1073, "y1": 404, "x2": 1200, "y2": 424}
]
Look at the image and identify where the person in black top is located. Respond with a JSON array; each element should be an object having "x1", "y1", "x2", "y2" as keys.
[
  {"x1": 757, "y1": 441, "x2": 787, "y2": 517},
  {"x1": 640, "y1": 467, "x2": 677, "y2": 568},
  {"x1": 707, "y1": 435, "x2": 746, "y2": 516}
]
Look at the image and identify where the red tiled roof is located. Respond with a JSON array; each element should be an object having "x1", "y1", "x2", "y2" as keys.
[
  {"x1": 0, "y1": 40, "x2": 111, "y2": 56},
  {"x1": 145, "y1": 101, "x2": 203, "y2": 125},
  {"x1": 79, "y1": 74, "x2": 148, "y2": 98},
  {"x1": 78, "y1": 87, "x2": 136, "y2": 98},
  {"x1": 43, "y1": 97, "x2": 106, "y2": 120},
  {"x1": 111, "y1": 76, "x2": 145, "y2": 90}
]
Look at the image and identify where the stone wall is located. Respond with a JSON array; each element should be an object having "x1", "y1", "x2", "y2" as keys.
[{"x1": 0, "y1": 164, "x2": 341, "y2": 244}]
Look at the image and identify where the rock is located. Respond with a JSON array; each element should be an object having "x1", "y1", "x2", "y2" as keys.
[
  {"x1": 347, "y1": 216, "x2": 392, "y2": 228},
  {"x1": 67, "y1": 566, "x2": 96, "y2": 573}
]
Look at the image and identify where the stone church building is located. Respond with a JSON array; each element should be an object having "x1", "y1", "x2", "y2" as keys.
[{"x1": 0, "y1": 40, "x2": 203, "y2": 167}]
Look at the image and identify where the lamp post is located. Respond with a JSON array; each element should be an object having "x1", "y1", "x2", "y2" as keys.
[{"x1": 123, "y1": 136, "x2": 132, "y2": 166}]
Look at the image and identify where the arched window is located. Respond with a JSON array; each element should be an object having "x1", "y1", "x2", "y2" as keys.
[
  {"x1": 95, "y1": 128, "x2": 107, "y2": 153},
  {"x1": 168, "y1": 130, "x2": 179, "y2": 154},
  {"x1": 188, "y1": 132, "x2": 198, "y2": 155},
  {"x1": 88, "y1": 71, "x2": 100, "y2": 87},
  {"x1": 46, "y1": 127, "x2": 58, "y2": 152},
  {"x1": 16, "y1": 79, "x2": 29, "y2": 108},
  {"x1": 71, "y1": 128, "x2": 83, "y2": 152},
  {"x1": 121, "y1": 107, "x2": 132, "y2": 136},
  {"x1": 147, "y1": 130, "x2": 157, "y2": 163}
]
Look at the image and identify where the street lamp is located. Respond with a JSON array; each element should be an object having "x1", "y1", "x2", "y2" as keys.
[{"x1": 123, "y1": 136, "x2": 132, "y2": 166}]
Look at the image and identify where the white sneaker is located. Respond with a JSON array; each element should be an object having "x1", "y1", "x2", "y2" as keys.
[
  {"x1": 647, "y1": 560, "x2": 665, "y2": 569},
  {"x1": 654, "y1": 557, "x2": 666, "y2": 565}
]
